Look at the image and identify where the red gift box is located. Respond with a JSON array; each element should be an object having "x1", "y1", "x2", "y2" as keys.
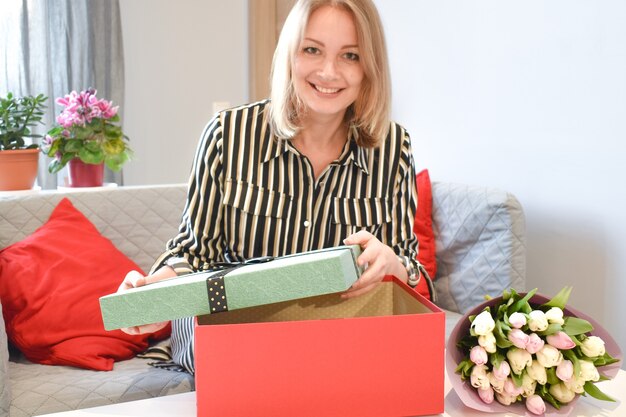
[{"x1": 195, "y1": 276, "x2": 444, "y2": 417}]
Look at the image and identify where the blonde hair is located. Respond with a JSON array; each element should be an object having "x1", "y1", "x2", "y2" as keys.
[{"x1": 269, "y1": 0, "x2": 391, "y2": 148}]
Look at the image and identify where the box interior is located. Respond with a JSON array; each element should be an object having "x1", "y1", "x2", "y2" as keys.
[{"x1": 198, "y1": 281, "x2": 435, "y2": 326}]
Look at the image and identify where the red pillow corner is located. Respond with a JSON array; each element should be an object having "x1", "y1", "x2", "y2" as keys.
[
  {"x1": 414, "y1": 169, "x2": 437, "y2": 300},
  {"x1": 0, "y1": 197, "x2": 170, "y2": 371}
]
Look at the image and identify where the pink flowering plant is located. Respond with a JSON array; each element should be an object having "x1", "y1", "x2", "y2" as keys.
[
  {"x1": 41, "y1": 88, "x2": 132, "y2": 173},
  {"x1": 453, "y1": 287, "x2": 620, "y2": 416}
]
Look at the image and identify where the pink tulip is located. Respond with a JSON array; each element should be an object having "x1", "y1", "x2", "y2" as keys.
[
  {"x1": 478, "y1": 386, "x2": 495, "y2": 404},
  {"x1": 492, "y1": 360, "x2": 511, "y2": 380},
  {"x1": 470, "y1": 346, "x2": 488, "y2": 365},
  {"x1": 547, "y1": 331, "x2": 576, "y2": 350},
  {"x1": 526, "y1": 333, "x2": 545, "y2": 354},
  {"x1": 504, "y1": 378, "x2": 524, "y2": 397},
  {"x1": 509, "y1": 312, "x2": 527, "y2": 329},
  {"x1": 525, "y1": 394, "x2": 546, "y2": 415},
  {"x1": 508, "y1": 329, "x2": 530, "y2": 349},
  {"x1": 556, "y1": 359, "x2": 574, "y2": 382}
]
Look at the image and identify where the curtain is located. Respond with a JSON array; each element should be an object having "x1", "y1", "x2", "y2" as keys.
[{"x1": 0, "y1": 0, "x2": 125, "y2": 189}]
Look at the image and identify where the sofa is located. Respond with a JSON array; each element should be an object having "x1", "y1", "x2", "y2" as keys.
[{"x1": 0, "y1": 181, "x2": 526, "y2": 416}]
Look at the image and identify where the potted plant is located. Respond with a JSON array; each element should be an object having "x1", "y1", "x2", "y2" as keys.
[
  {"x1": 41, "y1": 88, "x2": 132, "y2": 187},
  {"x1": 0, "y1": 92, "x2": 47, "y2": 191}
]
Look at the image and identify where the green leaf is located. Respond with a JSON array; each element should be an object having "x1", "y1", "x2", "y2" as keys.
[
  {"x1": 510, "y1": 370, "x2": 524, "y2": 387},
  {"x1": 537, "y1": 323, "x2": 563, "y2": 337},
  {"x1": 546, "y1": 367, "x2": 559, "y2": 386},
  {"x1": 494, "y1": 320, "x2": 514, "y2": 349},
  {"x1": 64, "y1": 139, "x2": 83, "y2": 153},
  {"x1": 48, "y1": 159, "x2": 63, "y2": 174},
  {"x1": 563, "y1": 317, "x2": 594, "y2": 336},
  {"x1": 105, "y1": 151, "x2": 130, "y2": 172},
  {"x1": 583, "y1": 381, "x2": 616, "y2": 402},
  {"x1": 455, "y1": 359, "x2": 474, "y2": 379},
  {"x1": 78, "y1": 148, "x2": 104, "y2": 164},
  {"x1": 538, "y1": 390, "x2": 561, "y2": 410},
  {"x1": 543, "y1": 286, "x2": 572, "y2": 310}
]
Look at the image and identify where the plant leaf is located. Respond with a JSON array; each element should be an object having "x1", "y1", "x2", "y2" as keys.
[
  {"x1": 583, "y1": 381, "x2": 616, "y2": 402},
  {"x1": 543, "y1": 286, "x2": 572, "y2": 310},
  {"x1": 563, "y1": 317, "x2": 593, "y2": 336}
]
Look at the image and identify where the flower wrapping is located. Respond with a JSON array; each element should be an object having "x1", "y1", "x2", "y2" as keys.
[{"x1": 446, "y1": 289, "x2": 622, "y2": 417}]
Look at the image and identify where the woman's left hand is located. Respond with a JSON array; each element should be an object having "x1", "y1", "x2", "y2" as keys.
[{"x1": 342, "y1": 231, "x2": 406, "y2": 299}]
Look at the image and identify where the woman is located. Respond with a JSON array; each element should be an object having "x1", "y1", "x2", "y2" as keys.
[{"x1": 119, "y1": 0, "x2": 425, "y2": 374}]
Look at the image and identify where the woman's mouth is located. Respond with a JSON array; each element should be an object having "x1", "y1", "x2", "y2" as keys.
[{"x1": 310, "y1": 83, "x2": 341, "y2": 94}]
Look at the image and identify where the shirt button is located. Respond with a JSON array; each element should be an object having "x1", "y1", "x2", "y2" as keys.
[{"x1": 303, "y1": 220, "x2": 311, "y2": 227}]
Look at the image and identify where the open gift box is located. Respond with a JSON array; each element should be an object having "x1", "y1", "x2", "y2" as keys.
[
  {"x1": 195, "y1": 276, "x2": 445, "y2": 417},
  {"x1": 100, "y1": 246, "x2": 362, "y2": 330}
]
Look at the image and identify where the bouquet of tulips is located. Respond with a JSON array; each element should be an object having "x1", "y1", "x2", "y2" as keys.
[{"x1": 447, "y1": 287, "x2": 622, "y2": 416}]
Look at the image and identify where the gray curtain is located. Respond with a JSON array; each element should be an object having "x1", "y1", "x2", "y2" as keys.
[{"x1": 0, "y1": 0, "x2": 125, "y2": 189}]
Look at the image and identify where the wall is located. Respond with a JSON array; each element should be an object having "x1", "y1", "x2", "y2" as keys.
[
  {"x1": 119, "y1": 0, "x2": 248, "y2": 185},
  {"x1": 119, "y1": 1, "x2": 625, "y2": 355},
  {"x1": 375, "y1": 0, "x2": 626, "y2": 355}
]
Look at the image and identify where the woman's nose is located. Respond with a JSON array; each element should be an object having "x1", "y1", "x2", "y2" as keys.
[{"x1": 317, "y1": 57, "x2": 338, "y2": 80}]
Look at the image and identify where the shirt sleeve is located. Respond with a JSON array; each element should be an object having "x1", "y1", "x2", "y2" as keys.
[
  {"x1": 150, "y1": 114, "x2": 225, "y2": 275},
  {"x1": 392, "y1": 128, "x2": 435, "y2": 299}
]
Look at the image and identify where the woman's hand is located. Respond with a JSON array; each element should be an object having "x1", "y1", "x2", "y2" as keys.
[
  {"x1": 117, "y1": 267, "x2": 177, "y2": 335},
  {"x1": 342, "y1": 231, "x2": 407, "y2": 299}
]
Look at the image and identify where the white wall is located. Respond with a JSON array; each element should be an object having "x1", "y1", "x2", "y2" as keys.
[
  {"x1": 119, "y1": 1, "x2": 626, "y2": 356},
  {"x1": 119, "y1": 0, "x2": 248, "y2": 185},
  {"x1": 375, "y1": 0, "x2": 626, "y2": 356}
]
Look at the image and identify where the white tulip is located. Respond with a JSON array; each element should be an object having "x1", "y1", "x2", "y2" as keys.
[
  {"x1": 470, "y1": 364, "x2": 491, "y2": 390},
  {"x1": 506, "y1": 348, "x2": 533, "y2": 375},
  {"x1": 579, "y1": 360, "x2": 600, "y2": 382},
  {"x1": 549, "y1": 382, "x2": 576, "y2": 404},
  {"x1": 478, "y1": 332, "x2": 497, "y2": 353},
  {"x1": 581, "y1": 336, "x2": 606, "y2": 358},
  {"x1": 521, "y1": 373, "x2": 537, "y2": 397},
  {"x1": 495, "y1": 392, "x2": 518, "y2": 406},
  {"x1": 472, "y1": 311, "x2": 496, "y2": 336},
  {"x1": 544, "y1": 307, "x2": 565, "y2": 325},
  {"x1": 528, "y1": 310, "x2": 549, "y2": 332},
  {"x1": 536, "y1": 345, "x2": 563, "y2": 368},
  {"x1": 488, "y1": 372, "x2": 505, "y2": 393},
  {"x1": 526, "y1": 360, "x2": 548, "y2": 385},
  {"x1": 564, "y1": 376, "x2": 586, "y2": 394}
]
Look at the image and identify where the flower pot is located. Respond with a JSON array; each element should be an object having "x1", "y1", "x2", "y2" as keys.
[
  {"x1": 67, "y1": 158, "x2": 105, "y2": 187},
  {"x1": 0, "y1": 148, "x2": 39, "y2": 191}
]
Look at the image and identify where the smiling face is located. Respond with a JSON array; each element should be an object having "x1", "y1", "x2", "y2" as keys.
[{"x1": 292, "y1": 5, "x2": 365, "y2": 123}]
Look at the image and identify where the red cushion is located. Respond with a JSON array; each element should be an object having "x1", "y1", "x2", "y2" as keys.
[
  {"x1": 0, "y1": 198, "x2": 170, "y2": 371},
  {"x1": 414, "y1": 169, "x2": 437, "y2": 299}
]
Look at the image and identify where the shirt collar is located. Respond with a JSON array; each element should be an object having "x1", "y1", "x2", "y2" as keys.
[{"x1": 260, "y1": 130, "x2": 370, "y2": 176}]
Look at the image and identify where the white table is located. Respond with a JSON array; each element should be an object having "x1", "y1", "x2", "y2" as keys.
[{"x1": 42, "y1": 369, "x2": 625, "y2": 416}]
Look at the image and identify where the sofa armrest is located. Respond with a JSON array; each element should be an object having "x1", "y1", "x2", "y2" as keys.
[
  {"x1": 431, "y1": 182, "x2": 526, "y2": 314},
  {"x1": 0, "y1": 300, "x2": 11, "y2": 415}
]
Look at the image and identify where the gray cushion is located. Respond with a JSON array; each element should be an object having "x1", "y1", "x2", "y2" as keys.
[
  {"x1": 431, "y1": 182, "x2": 526, "y2": 314},
  {"x1": 8, "y1": 355, "x2": 194, "y2": 417}
]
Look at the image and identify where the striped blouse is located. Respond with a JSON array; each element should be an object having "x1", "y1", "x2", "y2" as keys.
[{"x1": 151, "y1": 99, "x2": 420, "y2": 373}]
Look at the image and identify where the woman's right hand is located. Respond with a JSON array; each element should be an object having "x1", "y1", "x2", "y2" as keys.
[{"x1": 117, "y1": 267, "x2": 176, "y2": 335}]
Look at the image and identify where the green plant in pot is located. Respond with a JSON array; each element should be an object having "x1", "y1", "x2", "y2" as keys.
[
  {"x1": 0, "y1": 92, "x2": 48, "y2": 191},
  {"x1": 42, "y1": 88, "x2": 132, "y2": 187}
]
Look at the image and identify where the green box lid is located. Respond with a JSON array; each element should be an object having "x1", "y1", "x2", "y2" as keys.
[{"x1": 100, "y1": 245, "x2": 362, "y2": 330}]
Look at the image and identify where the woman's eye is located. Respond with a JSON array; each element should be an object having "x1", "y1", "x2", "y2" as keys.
[
  {"x1": 303, "y1": 46, "x2": 319, "y2": 55},
  {"x1": 344, "y1": 52, "x2": 360, "y2": 61}
]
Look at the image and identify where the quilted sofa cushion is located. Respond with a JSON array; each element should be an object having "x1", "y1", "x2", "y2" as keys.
[
  {"x1": 0, "y1": 185, "x2": 187, "y2": 274},
  {"x1": 0, "y1": 185, "x2": 194, "y2": 416},
  {"x1": 431, "y1": 182, "x2": 526, "y2": 313}
]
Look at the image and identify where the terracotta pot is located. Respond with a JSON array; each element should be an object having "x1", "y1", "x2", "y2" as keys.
[
  {"x1": 67, "y1": 158, "x2": 105, "y2": 187},
  {"x1": 0, "y1": 148, "x2": 39, "y2": 191}
]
